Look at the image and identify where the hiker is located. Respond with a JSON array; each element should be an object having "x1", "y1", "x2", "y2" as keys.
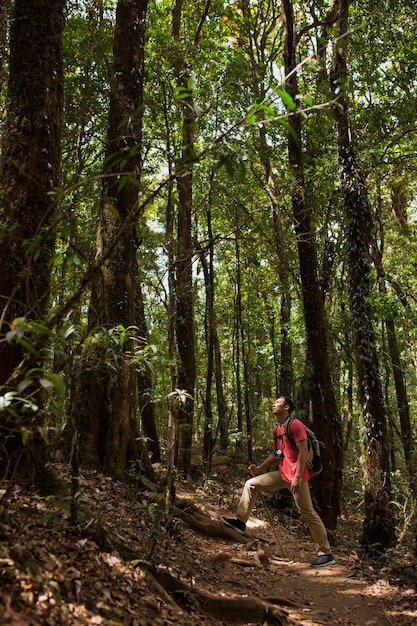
[{"x1": 221, "y1": 395, "x2": 335, "y2": 567}]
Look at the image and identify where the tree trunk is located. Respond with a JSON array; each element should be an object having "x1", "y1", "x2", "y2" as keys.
[
  {"x1": 196, "y1": 186, "x2": 217, "y2": 474},
  {"x1": 282, "y1": 0, "x2": 343, "y2": 530},
  {"x1": 71, "y1": 0, "x2": 154, "y2": 482},
  {"x1": 197, "y1": 241, "x2": 215, "y2": 475},
  {"x1": 174, "y1": 144, "x2": 196, "y2": 473},
  {"x1": 0, "y1": 0, "x2": 65, "y2": 488},
  {"x1": 373, "y1": 243, "x2": 415, "y2": 492},
  {"x1": 214, "y1": 330, "x2": 229, "y2": 451},
  {"x1": 261, "y1": 128, "x2": 294, "y2": 397},
  {"x1": 331, "y1": 0, "x2": 396, "y2": 549},
  {"x1": 240, "y1": 0, "x2": 294, "y2": 398},
  {"x1": 136, "y1": 281, "x2": 161, "y2": 463},
  {"x1": 233, "y1": 222, "x2": 252, "y2": 461},
  {"x1": 0, "y1": 0, "x2": 65, "y2": 386},
  {"x1": 233, "y1": 231, "x2": 244, "y2": 448},
  {"x1": 171, "y1": 0, "x2": 203, "y2": 474},
  {"x1": 0, "y1": 0, "x2": 11, "y2": 90}
]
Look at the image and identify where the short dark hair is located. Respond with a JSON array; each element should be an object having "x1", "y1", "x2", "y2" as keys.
[{"x1": 279, "y1": 395, "x2": 294, "y2": 414}]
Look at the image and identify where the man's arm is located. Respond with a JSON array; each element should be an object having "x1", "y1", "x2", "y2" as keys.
[
  {"x1": 290, "y1": 439, "x2": 308, "y2": 493},
  {"x1": 248, "y1": 452, "x2": 276, "y2": 476}
]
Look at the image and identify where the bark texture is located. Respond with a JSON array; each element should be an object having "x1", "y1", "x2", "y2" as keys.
[
  {"x1": 0, "y1": 0, "x2": 65, "y2": 488},
  {"x1": 282, "y1": 0, "x2": 343, "y2": 530},
  {"x1": 0, "y1": 0, "x2": 65, "y2": 386},
  {"x1": 71, "y1": 0, "x2": 154, "y2": 481},
  {"x1": 171, "y1": 0, "x2": 197, "y2": 474},
  {"x1": 331, "y1": 0, "x2": 396, "y2": 549}
]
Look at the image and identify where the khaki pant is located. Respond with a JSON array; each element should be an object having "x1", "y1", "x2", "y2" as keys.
[{"x1": 236, "y1": 471, "x2": 331, "y2": 554}]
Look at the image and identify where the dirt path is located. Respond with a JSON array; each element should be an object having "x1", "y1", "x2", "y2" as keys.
[
  {"x1": 204, "y1": 523, "x2": 392, "y2": 625},
  {"x1": 179, "y1": 510, "x2": 393, "y2": 625},
  {"x1": 1, "y1": 465, "x2": 416, "y2": 625},
  {"x1": 174, "y1": 475, "x2": 417, "y2": 626}
]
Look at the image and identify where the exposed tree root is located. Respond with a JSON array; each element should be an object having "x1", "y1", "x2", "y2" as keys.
[
  {"x1": 173, "y1": 499, "x2": 249, "y2": 543},
  {"x1": 207, "y1": 547, "x2": 270, "y2": 568},
  {"x1": 152, "y1": 568, "x2": 296, "y2": 625},
  {"x1": 173, "y1": 497, "x2": 275, "y2": 548},
  {"x1": 145, "y1": 500, "x2": 299, "y2": 624},
  {"x1": 136, "y1": 500, "x2": 296, "y2": 623}
]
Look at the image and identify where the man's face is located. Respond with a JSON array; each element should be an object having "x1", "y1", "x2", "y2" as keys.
[{"x1": 272, "y1": 397, "x2": 288, "y2": 418}]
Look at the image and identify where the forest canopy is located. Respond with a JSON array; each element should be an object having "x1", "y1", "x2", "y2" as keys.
[{"x1": 0, "y1": 0, "x2": 416, "y2": 553}]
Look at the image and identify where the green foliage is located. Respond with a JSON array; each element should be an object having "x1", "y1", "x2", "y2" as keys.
[{"x1": 1, "y1": 0, "x2": 417, "y2": 525}]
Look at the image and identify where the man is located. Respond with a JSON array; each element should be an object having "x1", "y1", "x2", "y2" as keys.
[{"x1": 222, "y1": 395, "x2": 335, "y2": 567}]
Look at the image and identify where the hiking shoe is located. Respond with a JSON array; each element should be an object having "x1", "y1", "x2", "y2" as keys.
[
  {"x1": 221, "y1": 516, "x2": 246, "y2": 534},
  {"x1": 311, "y1": 554, "x2": 336, "y2": 567}
]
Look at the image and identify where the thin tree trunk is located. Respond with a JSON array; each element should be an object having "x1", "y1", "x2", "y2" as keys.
[
  {"x1": 136, "y1": 281, "x2": 161, "y2": 463},
  {"x1": 264, "y1": 137, "x2": 294, "y2": 397},
  {"x1": 237, "y1": 234, "x2": 251, "y2": 462},
  {"x1": 331, "y1": 0, "x2": 395, "y2": 549},
  {"x1": 165, "y1": 180, "x2": 177, "y2": 506},
  {"x1": 214, "y1": 330, "x2": 229, "y2": 451},
  {"x1": 171, "y1": 0, "x2": 199, "y2": 474},
  {"x1": 196, "y1": 237, "x2": 215, "y2": 475},
  {"x1": 373, "y1": 238, "x2": 415, "y2": 491},
  {"x1": 161, "y1": 75, "x2": 178, "y2": 506},
  {"x1": 240, "y1": 0, "x2": 294, "y2": 397},
  {"x1": 233, "y1": 232, "x2": 244, "y2": 449},
  {"x1": 282, "y1": 0, "x2": 343, "y2": 530},
  {"x1": 240, "y1": 297, "x2": 252, "y2": 463},
  {"x1": 233, "y1": 227, "x2": 252, "y2": 459}
]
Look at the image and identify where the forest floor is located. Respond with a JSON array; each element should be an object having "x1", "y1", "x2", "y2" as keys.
[{"x1": 1, "y1": 456, "x2": 417, "y2": 626}]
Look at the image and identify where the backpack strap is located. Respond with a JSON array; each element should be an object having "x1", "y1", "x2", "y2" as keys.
[
  {"x1": 273, "y1": 424, "x2": 280, "y2": 451},
  {"x1": 283, "y1": 416, "x2": 296, "y2": 448}
]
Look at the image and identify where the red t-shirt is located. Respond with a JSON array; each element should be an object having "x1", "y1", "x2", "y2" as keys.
[{"x1": 274, "y1": 418, "x2": 310, "y2": 483}]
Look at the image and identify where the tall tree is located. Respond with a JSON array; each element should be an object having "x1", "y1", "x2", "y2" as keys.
[
  {"x1": 0, "y1": 0, "x2": 66, "y2": 484},
  {"x1": 373, "y1": 228, "x2": 416, "y2": 491},
  {"x1": 239, "y1": 0, "x2": 294, "y2": 397},
  {"x1": 0, "y1": 0, "x2": 65, "y2": 385},
  {"x1": 70, "y1": 0, "x2": 154, "y2": 481},
  {"x1": 170, "y1": 0, "x2": 211, "y2": 473},
  {"x1": 330, "y1": 0, "x2": 396, "y2": 549},
  {"x1": 282, "y1": 0, "x2": 343, "y2": 529},
  {"x1": 196, "y1": 231, "x2": 216, "y2": 474}
]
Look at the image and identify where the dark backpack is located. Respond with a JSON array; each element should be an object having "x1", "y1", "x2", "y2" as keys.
[{"x1": 283, "y1": 417, "x2": 323, "y2": 478}]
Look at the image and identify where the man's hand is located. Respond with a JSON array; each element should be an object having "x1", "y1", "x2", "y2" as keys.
[
  {"x1": 291, "y1": 474, "x2": 301, "y2": 494},
  {"x1": 248, "y1": 464, "x2": 258, "y2": 476}
]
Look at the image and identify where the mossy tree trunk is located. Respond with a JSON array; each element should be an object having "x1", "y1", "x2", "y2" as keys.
[
  {"x1": 282, "y1": 0, "x2": 343, "y2": 530},
  {"x1": 331, "y1": 0, "x2": 396, "y2": 550}
]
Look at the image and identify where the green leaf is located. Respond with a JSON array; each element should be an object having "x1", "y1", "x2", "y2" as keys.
[
  {"x1": 276, "y1": 89, "x2": 297, "y2": 111},
  {"x1": 18, "y1": 337, "x2": 40, "y2": 357},
  {"x1": 140, "y1": 477, "x2": 158, "y2": 491},
  {"x1": 50, "y1": 373, "x2": 66, "y2": 395}
]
